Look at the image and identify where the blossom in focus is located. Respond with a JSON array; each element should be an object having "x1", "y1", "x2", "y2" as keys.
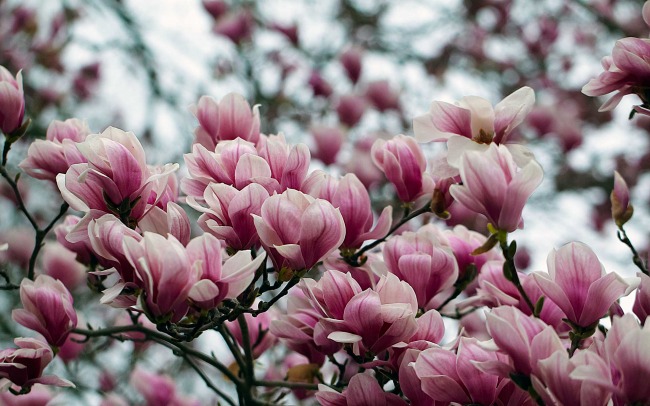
[
  {"x1": 57, "y1": 127, "x2": 178, "y2": 226},
  {"x1": 0, "y1": 338, "x2": 73, "y2": 390},
  {"x1": 19, "y1": 118, "x2": 90, "y2": 182},
  {"x1": 253, "y1": 189, "x2": 345, "y2": 271},
  {"x1": 484, "y1": 305, "x2": 563, "y2": 377},
  {"x1": 303, "y1": 171, "x2": 392, "y2": 250},
  {"x1": 186, "y1": 233, "x2": 264, "y2": 309},
  {"x1": 449, "y1": 143, "x2": 543, "y2": 232},
  {"x1": 534, "y1": 349, "x2": 611, "y2": 406},
  {"x1": 382, "y1": 224, "x2": 458, "y2": 309},
  {"x1": 302, "y1": 270, "x2": 418, "y2": 357},
  {"x1": 187, "y1": 182, "x2": 269, "y2": 250},
  {"x1": 0, "y1": 65, "x2": 25, "y2": 135},
  {"x1": 414, "y1": 337, "x2": 507, "y2": 405},
  {"x1": 192, "y1": 93, "x2": 260, "y2": 150},
  {"x1": 571, "y1": 314, "x2": 650, "y2": 405},
  {"x1": 532, "y1": 242, "x2": 632, "y2": 328},
  {"x1": 12, "y1": 275, "x2": 78, "y2": 347},
  {"x1": 123, "y1": 233, "x2": 200, "y2": 322},
  {"x1": 582, "y1": 37, "x2": 650, "y2": 111},
  {"x1": 371, "y1": 134, "x2": 433, "y2": 202},
  {"x1": 413, "y1": 86, "x2": 535, "y2": 167}
]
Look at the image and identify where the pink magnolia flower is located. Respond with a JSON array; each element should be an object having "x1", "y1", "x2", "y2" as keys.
[
  {"x1": 192, "y1": 93, "x2": 260, "y2": 150},
  {"x1": 571, "y1": 315, "x2": 650, "y2": 405},
  {"x1": 0, "y1": 65, "x2": 25, "y2": 135},
  {"x1": 611, "y1": 171, "x2": 634, "y2": 227},
  {"x1": 12, "y1": 275, "x2": 78, "y2": 347},
  {"x1": 54, "y1": 215, "x2": 93, "y2": 265},
  {"x1": 186, "y1": 233, "x2": 264, "y2": 309},
  {"x1": 308, "y1": 70, "x2": 333, "y2": 98},
  {"x1": 365, "y1": 80, "x2": 400, "y2": 112},
  {"x1": 302, "y1": 271, "x2": 418, "y2": 357},
  {"x1": 138, "y1": 202, "x2": 191, "y2": 246},
  {"x1": 634, "y1": 272, "x2": 650, "y2": 324},
  {"x1": 449, "y1": 143, "x2": 543, "y2": 232},
  {"x1": 270, "y1": 289, "x2": 338, "y2": 364},
  {"x1": 532, "y1": 242, "x2": 632, "y2": 328},
  {"x1": 76, "y1": 212, "x2": 143, "y2": 285},
  {"x1": 413, "y1": 86, "x2": 535, "y2": 167},
  {"x1": 465, "y1": 261, "x2": 566, "y2": 330},
  {"x1": 382, "y1": 224, "x2": 458, "y2": 309},
  {"x1": 443, "y1": 225, "x2": 502, "y2": 284},
  {"x1": 213, "y1": 9, "x2": 254, "y2": 45},
  {"x1": 39, "y1": 242, "x2": 86, "y2": 291},
  {"x1": 371, "y1": 134, "x2": 433, "y2": 202},
  {"x1": 187, "y1": 182, "x2": 269, "y2": 250},
  {"x1": 335, "y1": 94, "x2": 367, "y2": 127},
  {"x1": 582, "y1": 37, "x2": 650, "y2": 111},
  {"x1": 483, "y1": 306, "x2": 564, "y2": 377},
  {"x1": 303, "y1": 171, "x2": 392, "y2": 250},
  {"x1": 534, "y1": 349, "x2": 611, "y2": 406},
  {"x1": 130, "y1": 367, "x2": 199, "y2": 406},
  {"x1": 253, "y1": 189, "x2": 345, "y2": 271},
  {"x1": 57, "y1": 127, "x2": 178, "y2": 225},
  {"x1": 310, "y1": 126, "x2": 345, "y2": 166},
  {"x1": 256, "y1": 133, "x2": 310, "y2": 192},
  {"x1": 20, "y1": 118, "x2": 90, "y2": 182},
  {"x1": 414, "y1": 337, "x2": 508, "y2": 405},
  {"x1": 123, "y1": 233, "x2": 200, "y2": 322},
  {"x1": 0, "y1": 338, "x2": 73, "y2": 390},
  {"x1": 340, "y1": 47, "x2": 363, "y2": 84},
  {"x1": 316, "y1": 372, "x2": 407, "y2": 406}
]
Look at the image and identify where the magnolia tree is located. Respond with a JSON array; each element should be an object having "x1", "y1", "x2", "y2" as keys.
[{"x1": 2, "y1": 0, "x2": 650, "y2": 405}]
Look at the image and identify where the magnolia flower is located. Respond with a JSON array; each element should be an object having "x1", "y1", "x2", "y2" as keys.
[
  {"x1": 310, "y1": 126, "x2": 345, "y2": 166},
  {"x1": 302, "y1": 271, "x2": 418, "y2": 357},
  {"x1": 533, "y1": 242, "x2": 632, "y2": 328},
  {"x1": 0, "y1": 338, "x2": 73, "y2": 390},
  {"x1": 123, "y1": 233, "x2": 200, "y2": 322},
  {"x1": 186, "y1": 233, "x2": 264, "y2": 309},
  {"x1": 449, "y1": 143, "x2": 543, "y2": 232},
  {"x1": 192, "y1": 93, "x2": 260, "y2": 150},
  {"x1": 0, "y1": 65, "x2": 25, "y2": 135},
  {"x1": 20, "y1": 118, "x2": 90, "y2": 182},
  {"x1": 382, "y1": 224, "x2": 458, "y2": 309},
  {"x1": 316, "y1": 373, "x2": 407, "y2": 406},
  {"x1": 57, "y1": 127, "x2": 178, "y2": 225},
  {"x1": 187, "y1": 182, "x2": 269, "y2": 250},
  {"x1": 611, "y1": 171, "x2": 633, "y2": 228},
  {"x1": 582, "y1": 37, "x2": 650, "y2": 111},
  {"x1": 413, "y1": 86, "x2": 535, "y2": 168},
  {"x1": 130, "y1": 367, "x2": 199, "y2": 406},
  {"x1": 483, "y1": 306, "x2": 564, "y2": 377},
  {"x1": 40, "y1": 242, "x2": 87, "y2": 291},
  {"x1": 371, "y1": 134, "x2": 433, "y2": 202},
  {"x1": 571, "y1": 315, "x2": 650, "y2": 405},
  {"x1": 12, "y1": 275, "x2": 78, "y2": 347},
  {"x1": 253, "y1": 189, "x2": 345, "y2": 271},
  {"x1": 414, "y1": 337, "x2": 506, "y2": 405},
  {"x1": 303, "y1": 171, "x2": 392, "y2": 250}
]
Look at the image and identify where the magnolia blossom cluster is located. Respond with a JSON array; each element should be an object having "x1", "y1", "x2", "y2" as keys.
[{"x1": 1, "y1": 50, "x2": 650, "y2": 405}]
